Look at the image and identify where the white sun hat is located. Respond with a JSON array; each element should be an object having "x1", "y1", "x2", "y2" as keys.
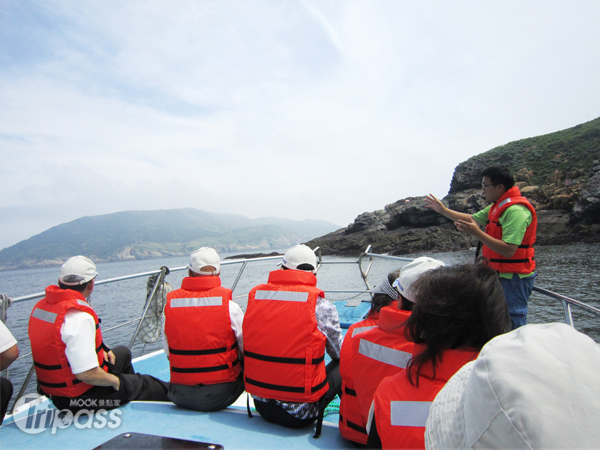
[
  {"x1": 59, "y1": 256, "x2": 98, "y2": 286},
  {"x1": 188, "y1": 247, "x2": 221, "y2": 275},
  {"x1": 425, "y1": 323, "x2": 600, "y2": 449},
  {"x1": 392, "y1": 256, "x2": 445, "y2": 302},
  {"x1": 280, "y1": 244, "x2": 317, "y2": 273}
]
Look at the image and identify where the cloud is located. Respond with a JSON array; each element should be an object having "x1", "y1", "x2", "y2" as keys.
[{"x1": 1, "y1": 0, "x2": 599, "y2": 249}]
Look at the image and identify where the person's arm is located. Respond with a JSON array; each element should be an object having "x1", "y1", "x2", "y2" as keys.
[
  {"x1": 424, "y1": 194, "x2": 473, "y2": 222},
  {"x1": 62, "y1": 310, "x2": 119, "y2": 390},
  {"x1": 0, "y1": 321, "x2": 18, "y2": 371},
  {"x1": 0, "y1": 343, "x2": 18, "y2": 371},
  {"x1": 455, "y1": 218, "x2": 519, "y2": 258},
  {"x1": 315, "y1": 298, "x2": 343, "y2": 360},
  {"x1": 229, "y1": 301, "x2": 244, "y2": 358},
  {"x1": 75, "y1": 366, "x2": 120, "y2": 390}
]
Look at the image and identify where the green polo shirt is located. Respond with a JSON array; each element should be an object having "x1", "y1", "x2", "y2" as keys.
[{"x1": 473, "y1": 204, "x2": 534, "y2": 278}]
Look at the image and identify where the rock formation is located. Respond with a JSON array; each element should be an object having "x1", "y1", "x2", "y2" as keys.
[{"x1": 307, "y1": 119, "x2": 600, "y2": 256}]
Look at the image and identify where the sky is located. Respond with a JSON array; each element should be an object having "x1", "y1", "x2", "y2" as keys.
[{"x1": 1, "y1": 1, "x2": 599, "y2": 251}]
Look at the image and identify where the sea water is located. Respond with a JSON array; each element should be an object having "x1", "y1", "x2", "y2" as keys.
[{"x1": 1, "y1": 243, "x2": 599, "y2": 407}]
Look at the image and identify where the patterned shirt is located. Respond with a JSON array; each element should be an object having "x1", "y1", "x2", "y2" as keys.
[{"x1": 253, "y1": 296, "x2": 343, "y2": 419}]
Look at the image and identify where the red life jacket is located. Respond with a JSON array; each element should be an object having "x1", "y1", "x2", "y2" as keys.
[
  {"x1": 165, "y1": 276, "x2": 240, "y2": 385},
  {"x1": 243, "y1": 269, "x2": 328, "y2": 403},
  {"x1": 373, "y1": 347, "x2": 478, "y2": 450},
  {"x1": 482, "y1": 186, "x2": 537, "y2": 274},
  {"x1": 353, "y1": 306, "x2": 413, "y2": 427},
  {"x1": 339, "y1": 313, "x2": 380, "y2": 444},
  {"x1": 28, "y1": 285, "x2": 108, "y2": 397}
]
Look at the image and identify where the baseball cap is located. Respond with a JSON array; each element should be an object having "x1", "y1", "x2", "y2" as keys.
[
  {"x1": 188, "y1": 247, "x2": 221, "y2": 275},
  {"x1": 280, "y1": 244, "x2": 317, "y2": 273},
  {"x1": 425, "y1": 323, "x2": 600, "y2": 449},
  {"x1": 392, "y1": 256, "x2": 445, "y2": 302},
  {"x1": 59, "y1": 256, "x2": 98, "y2": 286}
]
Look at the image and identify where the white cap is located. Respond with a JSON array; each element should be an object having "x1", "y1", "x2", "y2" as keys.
[
  {"x1": 425, "y1": 323, "x2": 600, "y2": 449},
  {"x1": 393, "y1": 256, "x2": 445, "y2": 302},
  {"x1": 280, "y1": 244, "x2": 317, "y2": 273},
  {"x1": 188, "y1": 247, "x2": 221, "y2": 275},
  {"x1": 59, "y1": 256, "x2": 98, "y2": 286}
]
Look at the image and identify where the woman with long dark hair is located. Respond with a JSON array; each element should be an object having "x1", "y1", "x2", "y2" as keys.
[{"x1": 367, "y1": 263, "x2": 511, "y2": 449}]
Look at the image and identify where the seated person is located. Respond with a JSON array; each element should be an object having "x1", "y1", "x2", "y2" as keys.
[
  {"x1": 367, "y1": 263, "x2": 511, "y2": 450},
  {"x1": 339, "y1": 270, "x2": 399, "y2": 445},
  {"x1": 28, "y1": 256, "x2": 170, "y2": 412},
  {"x1": 1, "y1": 317, "x2": 19, "y2": 424},
  {"x1": 164, "y1": 247, "x2": 244, "y2": 411},
  {"x1": 426, "y1": 322, "x2": 600, "y2": 449},
  {"x1": 352, "y1": 257, "x2": 444, "y2": 434},
  {"x1": 243, "y1": 244, "x2": 343, "y2": 433}
]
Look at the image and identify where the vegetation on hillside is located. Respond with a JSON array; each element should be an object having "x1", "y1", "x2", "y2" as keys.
[{"x1": 450, "y1": 117, "x2": 600, "y2": 192}]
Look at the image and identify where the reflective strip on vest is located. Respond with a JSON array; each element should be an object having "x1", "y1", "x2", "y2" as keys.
[
  {"x1": 77, "y1": 300, "x2": 88, "y2": 307},
  {"x1": 171, "y1": 297, "x2": 222, "y2": 308},
  {"x1": 254, "y1": 290, "x2": 309, "y2": 302},
  {"x1": 358, "y1": 339, "x2": 412, "y2": 368},
  {"x1": 497, "y1": 197, "x2": 513, "y2": 209},
  {"x1": 32, "y1": 308, "x2": 57, "y2": 324},
  {"x1": 351, "y1": 325, "x2": 377, "y2": 338},
  {"x1": 390, "y1": 401, "x2": 432, "y2": 427}
]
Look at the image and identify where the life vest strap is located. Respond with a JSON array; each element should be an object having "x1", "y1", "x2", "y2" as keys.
[
  {"x1": 489, "y1": 257, "x2": 533, "y2": 264},
  {"x1": 344, "y1": 386, "x2": 357, "y2": 396},
  {"x1": 38, "y1": 378, "x2": 83, "y2": 388},
  {"x1": 339, "y1": 414, "x2": 368, "y2": 434},
  {"x1": 244, "y1": 350, "x2": 325, "y2": 365},
  {"x1": 171, "y1": 358, "x2": 240, "y2": 374},
  {"x1": 169, "y1": 342, "x2": 238, "y2": 356},
  {"x1": 245, "y1": 376, "x2": 328, "y2": 394}
]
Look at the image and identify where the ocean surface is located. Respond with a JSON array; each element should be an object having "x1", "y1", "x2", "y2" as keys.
[{"x1": 1, "y1": 243, "x2": 599, "y2": 407}]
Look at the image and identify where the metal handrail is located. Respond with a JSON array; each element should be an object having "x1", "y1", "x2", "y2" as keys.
[{"x1": 4, "y1": 247, "x2": 600, "y2": 415}]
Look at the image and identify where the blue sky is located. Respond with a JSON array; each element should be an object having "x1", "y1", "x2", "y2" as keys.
[{"x1": 1, "y1": 0, "x2": 599, "y2": 250}]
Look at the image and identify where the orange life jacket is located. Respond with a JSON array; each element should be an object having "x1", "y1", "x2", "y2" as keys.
[
  {"x1": 338, "y1": 313, "x2": 379, "y2": 444},
  {"x1": 164, "y1": 276, "x2": 240, "y2": 385},
  {"x1": 29, "y1": 285, "x2": 108, "y2": 397},
  {"x1": 373, "y1": 347, "x2": 478, "y2": 450},
  {"x1": 353, "y1": 306, "x2": 413, "y2": 426},
  {"x1": 243, "y1": 269, "x2": 328, "y2": 403},
  {"x1": 482, "y1": 186, "x2": 537, "y2": 274}
]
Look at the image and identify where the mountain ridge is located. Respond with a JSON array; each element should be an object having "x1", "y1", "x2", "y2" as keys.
[{"x1": 0, "y1": 208, "x2": 339, "y2": 270}]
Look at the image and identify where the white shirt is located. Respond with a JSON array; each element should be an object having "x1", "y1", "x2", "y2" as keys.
[
  {"x1": 0, "y1": 321, "x2": 17, "y2": 354},
  {"x1": 162, "y1": 300, "x2": 244, "y2": 358},
  {"x1": 61, "y1": 310, "x2": 99, "y2": 374}
]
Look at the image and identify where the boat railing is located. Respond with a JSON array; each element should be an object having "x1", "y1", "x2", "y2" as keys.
[{"x1": 3, "y1": 246, "x2": 600, "y2": 415}]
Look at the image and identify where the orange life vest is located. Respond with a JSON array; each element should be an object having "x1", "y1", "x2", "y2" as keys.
[
  {"x1": 29, "y1": 285, "x2": 108, "y2": 397},
  {"x1": 373, "y1": 347, "x2": 478, "y2": 450},
  {"x1": 353, "y1": 306, "x2": 413, "y2": 427},
  {"x1": 482, "y1": 186, "x2": 537, "y2": 274},
  {"x1": 243, "y1": 269, "x2": 328, "y2": 403},
  {"x1": 164, "y1": 276, "x2": 240, "y2": 385},
  {"x1": 339, "y1": 313, "x2": 379, "y2": 444}
]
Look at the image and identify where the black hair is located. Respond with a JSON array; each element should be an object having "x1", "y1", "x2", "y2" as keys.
[
  {"x1": 404, "y1": 263, "x2": 511, "y2": 386},
  {"x1": 369, "y1": 270, "x2": 400, "y2": 315},
  {"x1": 58, "y1": 279, "x2": 93, "y2": 293},
  {"x1": 481, "y1": 165, "x2": 515, "y2": 190}
]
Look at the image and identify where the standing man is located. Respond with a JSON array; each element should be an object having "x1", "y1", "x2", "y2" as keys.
[
  {"x1": 29, "y1": 256, "x2": 169, "y2": 412},
  {"x1": 425, "y1": 165, "x2": 537, "y2": 329},
  {"x1": 243, "y1": 244, "x2": 343, "y2": 434},
  {"x1": 163, "y1": 247, "x2": 244, "y2": 412}
]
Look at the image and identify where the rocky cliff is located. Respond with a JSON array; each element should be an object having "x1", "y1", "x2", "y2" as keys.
[{"x1": 306, "y1": 118, "x2": 600, "y2": 256}]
